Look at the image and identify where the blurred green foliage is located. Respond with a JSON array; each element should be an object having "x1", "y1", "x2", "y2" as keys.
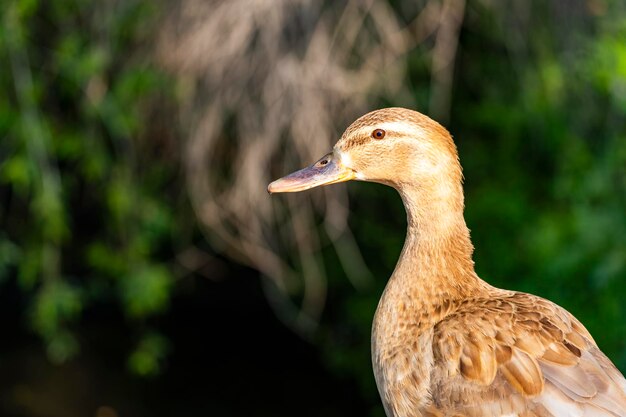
[{"x1": 0, "y1": 0, "x2": 178, "y2": 375}]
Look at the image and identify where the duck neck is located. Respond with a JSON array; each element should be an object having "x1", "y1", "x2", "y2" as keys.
[{"x1": 385, "y1": 182, "x2": 485, "y2": 314}]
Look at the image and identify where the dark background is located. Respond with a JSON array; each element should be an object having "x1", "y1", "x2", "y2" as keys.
[{"x1": 1, "y1": 1, "x2": 625, "y2": 416}]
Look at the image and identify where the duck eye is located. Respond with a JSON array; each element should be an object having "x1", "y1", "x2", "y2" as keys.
[{"x1": 372, "y1": 129, "x2": 386, "y2": 140}]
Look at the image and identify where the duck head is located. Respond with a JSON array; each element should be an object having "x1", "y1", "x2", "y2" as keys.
[{"x1": 268, "y1": 107, "x2": 462, "y2": 195}]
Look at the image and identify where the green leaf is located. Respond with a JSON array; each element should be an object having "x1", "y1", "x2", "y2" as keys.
[
  {"x1": 121, "y1": 264, "x2": 172, "y2": 318},
  {"x1": 86, "y1": 243, "x2": 126, "y2": 277},
  {"x1": 1, "y1": 154, "x2": 32, "y2": 192},
  {"x1": 32, "y1": 281, "x2": 82, "y2": 337},
  {"x1": 107, "y1": 175, "x2": 133, "y2": 221},
  {"x1": 128, "y1": 332, "x2": 169, "y2": 376},
  {"x1": 18, "y1": 245, "x2": 42, "y2": 290}
]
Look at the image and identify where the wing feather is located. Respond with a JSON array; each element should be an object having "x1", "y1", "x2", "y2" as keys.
[
  {"x1": 500, "y1": 349, "x2": 543, "y2": 397},
  {"x1": 460, "y1": 338, "x2": 497, "y2": 385},
  {"x1": 431, "y1": 291, "x2": 626, "y2": 416}
]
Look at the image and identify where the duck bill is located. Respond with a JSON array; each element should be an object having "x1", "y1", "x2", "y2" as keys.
[{"x1": 268, "y1": 152, "x2": 356, "y2": 193}]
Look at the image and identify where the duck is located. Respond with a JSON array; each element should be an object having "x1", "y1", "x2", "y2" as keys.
[{"x1": 267, "y1": 108, "x2": 626, "y2": 416}]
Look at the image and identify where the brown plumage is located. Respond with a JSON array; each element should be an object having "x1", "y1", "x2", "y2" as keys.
[{"x1": 268, "y1": 108, "x2": 626, "y2": 416}]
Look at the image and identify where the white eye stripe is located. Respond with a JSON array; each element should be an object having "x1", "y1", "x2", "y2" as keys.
[{"x1": 355, "y1": 121, "x2": 423, "y2": 138}]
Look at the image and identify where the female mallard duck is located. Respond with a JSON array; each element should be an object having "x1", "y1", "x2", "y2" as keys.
[{"x1": 268, "y1": 108, "x2": 626, "y2": 416}]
